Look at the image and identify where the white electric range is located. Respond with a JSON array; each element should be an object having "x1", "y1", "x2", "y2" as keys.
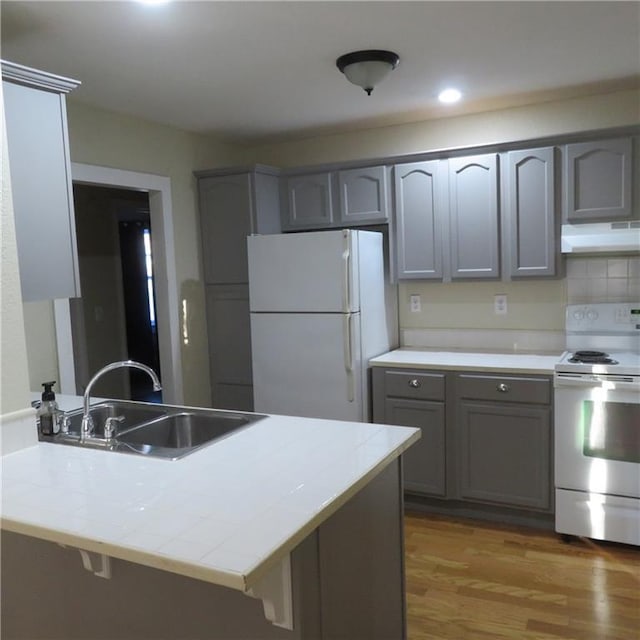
[{"x1": 554, "y1": 302, "x2": 640, "y2": 546}]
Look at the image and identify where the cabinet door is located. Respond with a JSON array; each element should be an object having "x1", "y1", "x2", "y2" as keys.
[
  {"x1": 337, "y1": 166, "x2": 388, "y2": 225},
  {"x1": 198, "y1": 174, "x2": 252, "y2": 284},
  {"x1": 205, "y1": 284, "x2": 253, "y2": 411},
  {"x1": 564, "y1": 138, "x2": 633, "y2": 222},
  {"x1": 457, "y1": 401, "x2": 551, "y2": 510},
  {"x1": 252, "y1": 171, "x2": 282, "y2": 235},
  {"x1": 283, "y1": 173, "x2": 334, "y2": 229},
  {"x1": 384, "y1": 397, "x2": 446, "y2": 496},
  {"x1": 394, "y1": 160, "x2": 447, "y2": 280},
  {"x1": 505, "y1": 148, "x2": 557, "y2": 277},
  {"x1": 448, "y1": 154, "x2": 499, "y2": 279},
  {"x1": 3, "y1": 80, "x2": 80, "y2": 301}
]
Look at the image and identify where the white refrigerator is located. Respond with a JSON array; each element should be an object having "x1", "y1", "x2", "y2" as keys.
[{"x1": 248, "y1": 229, "x2": 397, "y2": 421}]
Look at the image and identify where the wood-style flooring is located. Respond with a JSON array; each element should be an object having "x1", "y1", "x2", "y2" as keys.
[{"x1": 404, "y1": 512, "x2": 640, "y2": 640}]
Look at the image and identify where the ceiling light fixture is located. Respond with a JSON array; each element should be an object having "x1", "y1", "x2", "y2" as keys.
[
  {"x1": 336, "y1": 50, "x2": 399, "y2": 96},
  {"x1": 438, "y1": 88, "x2": 462, "y2": 104}
]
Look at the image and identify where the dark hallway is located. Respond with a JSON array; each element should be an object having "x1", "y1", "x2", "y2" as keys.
[{"x1": 72, "y1": 184, "x2": 162, "y2": 402}]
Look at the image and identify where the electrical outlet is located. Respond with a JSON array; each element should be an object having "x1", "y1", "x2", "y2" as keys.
[
  {"x1": 494, "y1": 294, "x2": 507, "y2": 315},
  {"x1": 410, "y1": 294, "x2": 421, "y2": 313}
]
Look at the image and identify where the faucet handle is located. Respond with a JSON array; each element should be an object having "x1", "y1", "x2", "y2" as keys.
[
  {"x1": 104, "y1": 415, "x2": 125, "y2": 440},
  {"x1": 58, "y1": 414, "x2": 71, "y2": 435}
]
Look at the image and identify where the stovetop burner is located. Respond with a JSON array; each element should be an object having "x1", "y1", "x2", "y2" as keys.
[{"x1": 568, "y1": 350, "x2": 619, "y2": 365}]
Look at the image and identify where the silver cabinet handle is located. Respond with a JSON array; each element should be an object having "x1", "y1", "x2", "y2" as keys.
[
  {"x1": 408, "y1": 379, "x2": 421, "y2": 388},
  {"x1": 497, "y1": 383, "x2": 510, "y2": 392}
]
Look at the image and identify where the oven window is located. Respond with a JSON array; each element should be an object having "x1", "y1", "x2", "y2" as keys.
[{"x1": 582, "y1": 400, "x2": 640, "y2": 463}]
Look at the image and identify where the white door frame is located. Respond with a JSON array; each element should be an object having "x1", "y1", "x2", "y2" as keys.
[{"x1": 54, "y1": 163, "x2": 184, "y2": 404}]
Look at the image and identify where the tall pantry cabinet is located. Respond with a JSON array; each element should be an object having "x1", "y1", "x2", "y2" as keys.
[{"x1": 195, "y1": 166, "x2": 281, "y2": 410}]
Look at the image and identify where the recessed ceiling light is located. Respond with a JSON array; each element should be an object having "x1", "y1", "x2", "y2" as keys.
[
  {"x1": 438, "y1": 88, "x2": 462, "y2": 104},
  {"x1": 136, "y1": 0, "x2": 171, "y2": 5}
]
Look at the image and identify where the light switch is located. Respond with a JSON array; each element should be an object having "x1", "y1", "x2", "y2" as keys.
[
  {"x1": 494, "y1": 294, "x2": 507, "y2": 315},
  {"x1": 410, "y1": 294, "x2": 421, "y2": 313}
]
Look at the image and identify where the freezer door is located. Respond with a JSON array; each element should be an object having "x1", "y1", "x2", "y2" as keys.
[
  {"x1": 250, "y1": 312, "x2": 364, "y2": 421},
  {"x1": 248, "y1": 230, "x2": 360, "y2": 313}
]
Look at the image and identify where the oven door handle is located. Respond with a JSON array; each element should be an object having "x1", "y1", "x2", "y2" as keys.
[{"x1": 555, "y1": 375, "x2": 640, "y2": 391}]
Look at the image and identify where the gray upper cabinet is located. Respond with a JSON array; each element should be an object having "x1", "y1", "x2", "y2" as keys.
[
  {"x1": 198, "y1": 168, "x2": 281, "y2": 284},
  {"x1": 395, "y1": 154, "x2": 499, "y2": 281},
  {"x1": 337, "y1": 165, "x2": 389, "y2": 225},
  {"x1": 282, "y1": 165, "x2": 389, "y2": 231},
  {"x1": 448, "y1": 153, "x2": 500, "y2": 279},
  {"x1": 2, "y1": 60, "x2": 81, "y2": 301},
  {"x1": 394, "y1": 160, "x2": 447, "y2": 280},
  {"x1": 504, "y1": 147, "x2": 557, "y2": 278},
  {"x1": 563, "y1": 137, "x2": 633, "y2": 222},
  {"x1": 199, "y1": 174, "x2": 253, "y2": 284},
  {"x1": 282, "y1": 172, "x2": 334, "y2": 230},
  {"x1": 196, "y1": 166, "x2": 280, "y2": 410}
]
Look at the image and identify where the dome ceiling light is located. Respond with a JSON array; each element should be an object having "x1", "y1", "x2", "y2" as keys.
[{"x1": 336, "y1": 50, "x2": 400, "y2": 96}]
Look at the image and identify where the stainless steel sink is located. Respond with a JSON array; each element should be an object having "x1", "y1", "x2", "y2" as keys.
[
  {"x1": 43, "y1": 401, "x2": 265, "y2": 460},
  {"x1": 116, "y1": 411, "x2": 256, "y2": 458},
  {"x1": 62, "y1": 401, "x2": 168, "y2": 437}
]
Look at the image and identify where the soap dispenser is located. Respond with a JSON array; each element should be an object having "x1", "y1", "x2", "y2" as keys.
[{"x1": 37, "y1": 381, "x2": 59, "y2": 436}]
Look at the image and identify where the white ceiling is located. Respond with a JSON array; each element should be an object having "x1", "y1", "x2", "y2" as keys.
[{"x1": 2, "y1": 1, "x2": 639, "y2": 143}]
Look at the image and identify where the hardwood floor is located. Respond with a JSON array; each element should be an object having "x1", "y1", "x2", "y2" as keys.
[{"x1": 404, "y1": 511, "x2": 640, "y2": 640}]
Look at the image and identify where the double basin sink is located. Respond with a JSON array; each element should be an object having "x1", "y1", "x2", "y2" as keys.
[{"x1": 43, "y1": 401, "x2": 265, "y2": 460}]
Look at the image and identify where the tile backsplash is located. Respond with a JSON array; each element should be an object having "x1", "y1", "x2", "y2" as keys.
[{"x1": 566, "y1": 256, "x2": 640, "y2": 303}]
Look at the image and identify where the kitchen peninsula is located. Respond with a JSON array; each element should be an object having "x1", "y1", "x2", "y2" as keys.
[{"x1": 1, "y1": 399, "x2": 419, "y2": 639}]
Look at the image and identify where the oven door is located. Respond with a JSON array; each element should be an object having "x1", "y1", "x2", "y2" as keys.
[{"x1": 555, "y1": 373, "x2": 640, "y2": 499}]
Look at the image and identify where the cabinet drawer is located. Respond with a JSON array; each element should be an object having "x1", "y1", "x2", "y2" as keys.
[
  {"x1": 456, "y1": 374, "x2": 550, "y2": 405},
  {"x1": 383, "y1": 370, "x2": 445, "y2": 401}
]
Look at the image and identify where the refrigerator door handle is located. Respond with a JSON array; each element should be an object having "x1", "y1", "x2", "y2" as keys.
[
  {"x1": 342, "y1": 231, "x2": 351, "y2": 313},
  {"x1": 343, "y1": 313, "x2": 355, "y2": 402}
]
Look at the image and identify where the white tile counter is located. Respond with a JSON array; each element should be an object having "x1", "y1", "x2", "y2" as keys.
[
  {"x1": 369, "y1": 348, "x2": 564, "y2": 374},
  {"x1": 1, "y1": 401, "x2": 419, "y2": 594}
]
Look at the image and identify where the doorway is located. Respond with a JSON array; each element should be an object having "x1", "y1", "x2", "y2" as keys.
[
  {"x1": 54, "y1": 163, "x2": 183, "y2": 405},
  {"x1": 71, "y1": 184, "x2": 162, "y2": 402}
]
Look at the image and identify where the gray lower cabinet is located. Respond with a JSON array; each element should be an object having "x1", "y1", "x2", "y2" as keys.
[
  {"x1": 455, "y1": 373, "x2": 552, "y2": 511},
  {"x1": 372, "y1": 368, "x2": 446, "y2": 496},
  {"x1": 2, "y1": 460, "x2": 405, "y2": 640},
  {"x1": 372, "y1": 366, "x2": 553, "y2": 515},
  {"x1": 503, "y1": 146, "x2": 558, "y2": 278},
  {"x1": 2, "y1": 60, "x2": 81, "y2": 301},
  {"x1": 563, "y1": 137, "x2": 634, "y2": 222},
  {"x1": 196, "y1": 166, "x2": 280, "y2": 409}
]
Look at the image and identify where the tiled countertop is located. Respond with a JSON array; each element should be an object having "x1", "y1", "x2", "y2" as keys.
[
  {"x1": 1, "y1": 399, "x2": 419, "y2": 593},
  {"x1": 369, "y1": 348, "x2": 564, "y2": 374}
]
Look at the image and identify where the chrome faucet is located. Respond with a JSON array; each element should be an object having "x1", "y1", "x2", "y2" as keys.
[{"x1": 81, "y1": 360, "x2": 162, "y2": 439}]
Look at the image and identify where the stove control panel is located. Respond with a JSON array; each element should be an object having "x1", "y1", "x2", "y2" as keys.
[{"x1": 566, "y1": 303, "x2": 640, "y2": 332}]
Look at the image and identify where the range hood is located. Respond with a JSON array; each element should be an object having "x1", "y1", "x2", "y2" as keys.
[{"x1": 561, "y1": 222, "x2": 640, "y2": 254}]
